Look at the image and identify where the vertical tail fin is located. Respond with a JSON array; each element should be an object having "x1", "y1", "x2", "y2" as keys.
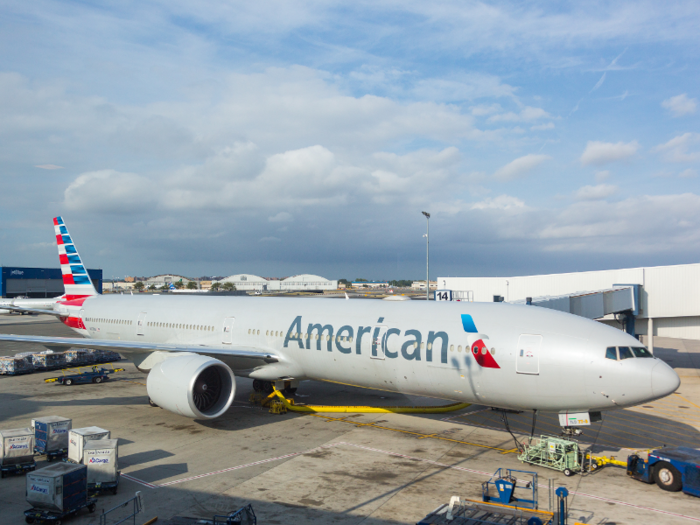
[{"x1": 53, "y1": 217, "x2": 98, "y2": 300}]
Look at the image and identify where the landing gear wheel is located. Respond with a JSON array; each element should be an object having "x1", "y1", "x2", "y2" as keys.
[
  {"x1": 65, "y1": 379, "x2": 73, "y2": 386},
  {"x1": 654, "y1": 462, "x2": 683, "y2": 492},
  {"x1": 252, "y1": 379, "x2": 263, "y2": 392},
  {"x1": 282, "y1": 387, "x2": 297, "y2": 396},
  {"x1": 148, "y1": 398, "x2": 159, "y2": 408},
  {"x1": 563, "y1": 468, "x2": 574, "y2": 477},
  {"x1": 262, "y1": 381, "x2": 274, "y2": 394},
  {"x1": 94, "y1": 377, "x2": 102, "y2": 384}
]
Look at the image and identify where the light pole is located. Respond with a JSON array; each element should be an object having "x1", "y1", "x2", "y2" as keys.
[{"x1": 422, "y1": 211, "x2": 430, "y2": 301}]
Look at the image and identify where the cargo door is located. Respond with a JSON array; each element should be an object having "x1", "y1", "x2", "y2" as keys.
[
  {"x1": 370, "y1": 325, "x2": 388, "y2": 360},
  {"x1": 222, "y1": 317, "x2": 235, "y2": 344},
  {"x1": 516, "y1": 334, "x2": 542, "y2": 375},
  {"x1": 136, "y1": 312, "x2": 147, "y2": 336}
]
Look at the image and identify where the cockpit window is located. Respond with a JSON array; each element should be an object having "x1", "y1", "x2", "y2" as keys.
[
  {"x1": 618, "y1": 346, "x2": 634, "y2": 360},
  {"x1": 605, "y1": 347, "x2": 618, "y2": 360},
  {"x1": 632, "y1": 346, "x2": 654, "y2": 358}
]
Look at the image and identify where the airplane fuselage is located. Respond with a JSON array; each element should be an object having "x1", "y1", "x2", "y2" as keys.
[{"x1": 60, "y1": 294, "x2": 679, "y2": 413}]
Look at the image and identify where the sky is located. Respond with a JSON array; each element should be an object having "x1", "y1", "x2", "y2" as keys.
[{"x1": 1, "y1": 1, "x2": 699, "y2": 281}]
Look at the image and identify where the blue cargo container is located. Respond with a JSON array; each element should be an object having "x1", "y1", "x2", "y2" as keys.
[
  {"x1": 33, "y1": 416, "x2": 71, "y2": 461},
  {"x1": 25, "y1": 463, "x2": 96, "y2": 523}
]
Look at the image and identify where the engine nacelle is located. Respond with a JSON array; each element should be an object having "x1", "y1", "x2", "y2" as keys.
[{"x1": 147, "y1": 354, "x2": 236, "y2": 419}]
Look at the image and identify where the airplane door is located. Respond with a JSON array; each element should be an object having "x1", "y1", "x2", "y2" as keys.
[
  {"x1": 370, "y1": 325, "x2": 388, "y2": 360},
  {"x1": 136, "y1": 312, "x2": 147, "y2": 336},
  {"x1": 516, "y1": 334, "x2": 541, "y2": 375},
  {"x1": 222, "y1": 317, "x2": 235, "y2": 344}
]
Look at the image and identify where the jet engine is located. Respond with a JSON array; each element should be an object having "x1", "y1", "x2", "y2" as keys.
[{"x1": 146, "y1": 354, "x2": 236, "y2": 419}]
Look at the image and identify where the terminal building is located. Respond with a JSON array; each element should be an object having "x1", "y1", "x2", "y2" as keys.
[
  {"x1": 216, "y1": 274, "x2": 338, "y2": 292},
  {"x1": 439, "y1": 262, "x2": 700, "y2": 349},
  {"x1": 1, "y1": 266, "x2": 103, "y2": 298}
]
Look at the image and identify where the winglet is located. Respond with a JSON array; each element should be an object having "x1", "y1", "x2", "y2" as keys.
[{"x1": 53, "y1": 217, "x2": 98, "y2": 300}]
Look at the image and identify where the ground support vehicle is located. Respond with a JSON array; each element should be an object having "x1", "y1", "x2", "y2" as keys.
[
  {"x1": 24, "y1": 498, "x2": 97, "y2": 524},
  {"x1": 158, "y1": 504, "x2": 257, "y2": 524},
  {"x1": 1, "y1": 459, "x2": 36, "y2": 478},
  {"x1": 417, "y1": 498, "x2": 554, "y2": 524},
  {"x1": 627, "y1": 446, "x2": 700, "y2": 497},
  {"x1": 518, "y1": 435, "x2": 600, "y2": 476},
  {"x1": 45, "y1": 367, "x2": 124, "y2": 386},
  {"x1": 481, "y1": 468, "x2": 538, "y2": 509}
]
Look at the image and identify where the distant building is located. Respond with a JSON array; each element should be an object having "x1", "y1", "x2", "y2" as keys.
[
  {"x1": 411, "y1": 280, "x2": 437, "y2": 290},
  {"x1": 1, "y1": 266, "x2": 102, "y2": 298},
  {"x1": 124, "y1": 276, "x2": 135, "y2": 283},
  {"x1": 145, "y1": 274, "x2": 192, "y2": 288},
  {"x1": 351, "y1": 281, "x2": 389, "y2": 289},
  {"x1": 216, "y1": 274, "x2": 338, "y2": 292}
]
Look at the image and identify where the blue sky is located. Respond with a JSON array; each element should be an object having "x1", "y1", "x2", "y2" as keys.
[{"x1": 1, "y1": 1, "x2": 699, "y2": 281}]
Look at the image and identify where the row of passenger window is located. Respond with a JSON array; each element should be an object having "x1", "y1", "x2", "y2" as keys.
[
  {"x1": 148, "y1": 322, "x2": 215, "y2": 331},
  {"x1": 605, "y1": 346, "x2": 653, "y2": 360},
  {"x1": 86, "y1": 317, "x2": 132, "y2": 325}
]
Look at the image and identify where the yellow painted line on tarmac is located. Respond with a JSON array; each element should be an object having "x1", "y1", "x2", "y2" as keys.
[
  {"x1": 312, "y1": 414, "x2": 514, "y2": 453},
  {"x1": 602, "y1": 413, "x2": 700, "y2": 448},
  {"x1": 674, "y1": 392, "x2": 700, "y2": 411},
  {"x1": 629, "y1": 406, "x2": 700, "y2": 424}
]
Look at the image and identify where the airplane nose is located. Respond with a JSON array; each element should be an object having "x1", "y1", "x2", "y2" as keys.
[{"x1": 651, "y1": 361, "x2": 681, "y2": 398}]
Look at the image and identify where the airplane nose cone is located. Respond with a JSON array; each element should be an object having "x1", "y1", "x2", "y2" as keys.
[{"x1": 651, "y1": 361, "x2": 680, "y2": 398}]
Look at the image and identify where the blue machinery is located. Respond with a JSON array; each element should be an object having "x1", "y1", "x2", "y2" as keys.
[{"x1": 482, "y1": 468, "x2": 538, "y2": 509}]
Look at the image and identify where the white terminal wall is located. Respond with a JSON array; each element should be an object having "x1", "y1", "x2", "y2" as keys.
[{"x1": 440, "y1": 263, "x2": 700, "y2": 340}]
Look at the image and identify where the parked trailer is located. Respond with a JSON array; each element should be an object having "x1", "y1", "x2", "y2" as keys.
[
  {"x1": 627, "y1": 447, "x2": 700, "y2": 497},
  {"x1": 0, "y1": 428, "x2": 36, "y2": 478},
  {"x1": 45, "y1": 367, "x2": 124, "y2": 386},
  {"x1": 24, "y1": 462, "x2": 97, "y2": 524},
  {"x1": 83, "y1": 439, "x2": 120, "y2": 495},
  {"x1": 67, "y1": 427, "x2": 110, "y2": 464},
  {"x1": 31, "y1": 353, "x2": 66, "y2": 372},
  {"x1": 32, "y1": 417, "x2": 72, "y2": 461}
]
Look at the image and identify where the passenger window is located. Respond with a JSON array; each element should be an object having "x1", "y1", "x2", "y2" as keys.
[
  {"x1": 618, "y1": 346, "x2": 634, "y2": 360},
  {"x1": 632, "y1": 347, "x2": 653, "y2": 358},
  {"x1": 605, "y1": 347, "x2": 618, "y2": 360}
]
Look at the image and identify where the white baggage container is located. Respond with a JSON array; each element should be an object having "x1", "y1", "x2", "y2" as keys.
[
  {"x1": 32, "y1": 416, "x2": 72, "y2": 454},
  {"x1": 83, "y1": 439, "x2": 119, "y2": 485},
  {"x1": 68, "y1": 427, "x2": 110, "y2": 463},
  {"x1": 0, "y1": 428, "x2": 35, "y2": 466},
  {"x1": 26, "y1": 462, "x2": 88, "y2": 513}
]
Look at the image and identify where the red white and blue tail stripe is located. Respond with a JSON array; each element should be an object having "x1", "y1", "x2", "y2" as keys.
[{"x1": 54, "y1": 217, "x2": 98, "y2": 301}]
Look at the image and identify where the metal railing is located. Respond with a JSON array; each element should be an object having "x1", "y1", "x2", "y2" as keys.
[{"x1": 97, "y1": 491, "x2": 143, "y2": 525}]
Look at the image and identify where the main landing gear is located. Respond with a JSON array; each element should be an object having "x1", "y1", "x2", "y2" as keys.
[{"x1": 253, "y1": 379, "x2": 298, "y2": 397}]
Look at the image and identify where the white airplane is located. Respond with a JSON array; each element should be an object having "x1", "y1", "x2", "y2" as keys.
[
  {"x1": 0, "y1": 218, "x2": 680, "y2": 427},
  {"x1": 0, "y1": 294, "x2": 67, "y2": 315}
]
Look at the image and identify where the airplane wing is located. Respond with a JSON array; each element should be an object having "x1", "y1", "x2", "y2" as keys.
[
  {"x1": 0, "y1": 334, "x2": 279, "y2": 363},
  {"x1": 0, "y1": 306, "x2": 63, "y2": 316}
]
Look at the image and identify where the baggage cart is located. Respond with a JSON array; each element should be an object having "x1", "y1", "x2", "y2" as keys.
[
  {"x1": 32, "y1": 353, "x2": 66, "y2": 372},
  {"x1": 33, "y1": 417, "x2": 72, "y2": 461},
  {"x1": 45, "y1": 366, "x2": 124, "y2": 386},
  {"x1": 1, "y1": 427, "x2": 36, "y2": 478},
  {"x1": 83, "y1": 439, "x2": 120, "y2": 495},
  {"x1": 24, "y1": 463, "x2": 96, "y2": 523},
  {"x1": 0, "y1": 355, "x2": 34, "y2": 375},
  {"x1": 67, "y1": 427, "x2": 110, "y2": 463}
]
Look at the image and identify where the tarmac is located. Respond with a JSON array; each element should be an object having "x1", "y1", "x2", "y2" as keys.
[{"x1": 1, "y1": 313, "x2": 699, "y2": 525}]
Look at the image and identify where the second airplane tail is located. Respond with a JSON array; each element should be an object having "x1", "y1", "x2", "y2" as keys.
[{"x1": 53, "y1": 216, "x2": 98, "y2": 300}]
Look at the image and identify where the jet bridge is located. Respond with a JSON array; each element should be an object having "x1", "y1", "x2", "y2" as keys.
[{"x1": 512, "y1": 284, "x2": 640, "y2": 336}]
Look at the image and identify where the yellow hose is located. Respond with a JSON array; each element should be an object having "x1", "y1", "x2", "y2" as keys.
[{"x1": 266, "y1": 388, "x2": 471, "y2": 414}]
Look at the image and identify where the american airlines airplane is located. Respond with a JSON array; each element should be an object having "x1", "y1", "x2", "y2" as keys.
[{"x1": 0, "y1": 218, "x2": 680, "y2": 426}]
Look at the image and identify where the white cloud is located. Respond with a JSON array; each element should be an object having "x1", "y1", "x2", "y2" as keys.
[
  {"x1": 471, "y1": 195, "x2": 526, "y2": 211},
  {"x1": 493, "y1": 154, "x2": 551, "y2": 181},
  {"x1": 470, "y1": 103, "x2": 502, "y2": 116},
  {"x1": 662, "y1": 94, "x2": 697, "y2": 117},
  {"x1": 531, "y1": 122, "x2": 555, "y2": 131},
  {"x1": 488, "y1": 106, "x2": 551, "y2": 123},
  {"x1": 591, "y1": 72, "x2": 606, "y2": 92},
  {"x1": 268, "y1": 212, "x2": 293, "y2": 223},
  {"x1": 679, "y1": 168, "x2": 697, "y2": 178},
  {"x1": 259, "y1": 236, "x2": 281, "y2": 242},
  {"x1": 574, "y1": 184, "x2": 617, "y2": 201},
  {"x1": 653, "y1": 133, "x2": 700, "y2": 163},
  {"x1": 35, "y1": 164, "x2": 64, "y2": 170},
  {"x1": 64, "y1": 170, "x2": 155, "y2": 213},
  {"x1": 594, "y1": 170, "x2": 610, "y2": 182},
  {"x1": 580, "y1": 140, "x2": 640, "y2": 166}
]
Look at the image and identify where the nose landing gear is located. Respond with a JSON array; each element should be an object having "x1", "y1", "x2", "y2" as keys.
[{"x1": 252, "y1": 379, "x2": 298, "y2": 396}]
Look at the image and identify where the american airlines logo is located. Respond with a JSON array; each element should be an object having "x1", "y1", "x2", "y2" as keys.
[
  {"x1": 88, "y1": 457, "x2": 109, "y2": 464},
  {"x1": 283, "y1": 314, "x2": 500, "y2": 369},
  {"x1": 11, "y1": 270, "x2": 24, "y2": 275}
]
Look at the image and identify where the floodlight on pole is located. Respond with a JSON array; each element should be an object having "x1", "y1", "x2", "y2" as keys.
[{"x1": 422, "y1": 211, "x2": 430, "y2": 301}]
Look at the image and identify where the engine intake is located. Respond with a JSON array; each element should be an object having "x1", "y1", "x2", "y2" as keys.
[{"x1": 147, "y1": 354, "x2": 236, "y2": 419}]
